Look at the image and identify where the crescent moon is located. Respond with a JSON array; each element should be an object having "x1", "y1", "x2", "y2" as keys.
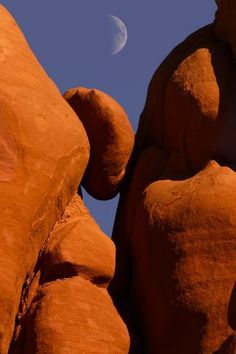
[{"x1": 108, "y1": 15, "x2": 128, "y2": 56}]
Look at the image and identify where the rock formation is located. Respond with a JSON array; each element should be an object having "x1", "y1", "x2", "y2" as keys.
[
  {"x1": 110, "y1": 2, "x2": 236, "y2": 354},
  {"x1": 0, "y1": 5, "x2": 89, "y2": 353},
  {"x1": 1, "y1": 1, "x2": 236, "y2": 353},
  {"x1": 10, "y1": 196, "x2": 129, "y2": 354},
  {"x1": 0, "y1": 5, "x2": 131, "y2": 354},
  {"x1": 64, "y1": 87, "x2": 134, "y2": 200}
]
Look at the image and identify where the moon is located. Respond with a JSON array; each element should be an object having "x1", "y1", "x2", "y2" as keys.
[{"x1": 108, "y1": 15, "x2": 128, "y2": 56}]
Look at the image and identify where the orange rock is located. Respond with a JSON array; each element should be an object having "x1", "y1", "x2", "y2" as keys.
[
  {"x1": 164, "y1": 42, "x2": 233, "y2": 173},
  {"x1": 11, "y1": 195, "x2": 130, "y2": 353},
  {"x1": 41, "y1": 195, "x2": 115, "y2": 287},
  {"x1": 111, "y1": 146, "x2": 168, "y2": 297},
  {"x1": 111, "y1": 9, "x2": 236, "y2": 354},
  {"x1": 110, "y1": 146, "x2": 168, "y2": 353},
  {"x1": 23, "y1": 277, "x2": 130, "y2": 354},
  {"x1": 0, "y1": 6, "x2": 89, "y2": 353},
  {"x1": 64, "y1": 87, "x2": 134, "y2": 200},
  {"x1": 131, "y1": 161, "x2": 236, "y2": 353},
  {"x1": 135, "y1": 24, "x2": 215, "y2": 154}
]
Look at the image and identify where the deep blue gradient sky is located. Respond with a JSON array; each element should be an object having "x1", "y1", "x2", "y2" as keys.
[{"x1": 1, "y1": 1, "x2": 216, "y2": 236}]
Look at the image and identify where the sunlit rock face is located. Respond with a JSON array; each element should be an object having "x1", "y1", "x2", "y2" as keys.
[
  {"x1": 0, "y1": 5, "x2": 130, "y2": 354},
  {"x1": 11, "y1": 196, "x2": 130, "y2": 354},
  {"x1": 0, "y1": 5, "x2": 89, "y2": 353},
  {"x1": 64, "y1": 87, "x2": 134, "y2": 200},
  {"x1": 110, "y1": 2, "x2": 236, "y2": 353}
]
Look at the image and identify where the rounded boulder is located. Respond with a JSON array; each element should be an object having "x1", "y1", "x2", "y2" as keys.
[{"x1": 64, "y1": 87, "x2": 134, "y2": 200}]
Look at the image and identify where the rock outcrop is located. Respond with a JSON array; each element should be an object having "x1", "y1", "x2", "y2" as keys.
[
  {"x1": 130, "y1": 161, "x2": 236, "y2": 353},
  {"x1": 111, "y1": 2, "x2": 236, "y2": 353},
  {"x1": 0, "y1": 5, "x2": 129, "y2": 354},
  {"x1": 0, "y1": 5, "x2": 89, "y2": 353},
  {"x1": 64, "y1": 87, "x2": 134, "y2": 200},
  {"x1": 10, "y1": 196, "x2": 129, "y2": 353},
  {"x1": 2, "y1": 0, "x2": 236, "y2": 353}
]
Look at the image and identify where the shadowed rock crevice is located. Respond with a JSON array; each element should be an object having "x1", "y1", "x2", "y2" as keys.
[
  {"x1": 9, "y1": 193, "x2": 130, "y2": 353},
  {"x1": 39, "y1": 262, "x2": 112, "y2": 288},
  {"x1": 0, "y1": 5, "x2": 90, "y2": 352}
]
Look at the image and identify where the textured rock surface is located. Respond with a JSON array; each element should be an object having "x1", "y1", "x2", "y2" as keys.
[
  {"x1": 111, "y1": 4, "x2": 236, "y2": 353},
  {"x1": 10, "y1": 195, "x2": 130, "y2": 353},
  {"x1": 64, "y1": 87, "x2": 134, "y2": 200},
  {"x1": 131, "y1": 161, "x2": 236, "y2": 353},
  {"x1": 23, "y1": 278, "x2": 129, "y2": 354},
  {"x1": 0, "y1": 6, "x2": 89, "y2": 353},
  {"x1": 134, "y1": 24, "x2": 215, "y2": 154},
  {"x1": 40, "y1": 195, "x2": 115, "y2": 286},
  {"x1": 164, "y1": 43, "x2": 233, "y2": 172},
  {"x1": 215, "y1": 333, "x2": 236, "y2": 354}
]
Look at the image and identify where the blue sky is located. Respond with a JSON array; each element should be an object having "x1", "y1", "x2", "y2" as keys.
[{"x1": 1, "y1": 0, "x2": 216, "y2": 236}]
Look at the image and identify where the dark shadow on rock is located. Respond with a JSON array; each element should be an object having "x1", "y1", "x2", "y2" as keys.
[
  {"x1": 213, "y1": 333, "x2": 236, "y2": 354},
  {"x1": 228, "y1": 282, "x2": 236, "y2": 330},
  {"x1": 213, "y1": 282, "x2": 236, "y2": 353}
]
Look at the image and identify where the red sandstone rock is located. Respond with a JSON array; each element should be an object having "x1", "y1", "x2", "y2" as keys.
[
  {"x1": 64, "y1": 87, "x2": 134, "y2": 200},
  {"x1": 131, "y1": 161, "x2": 236, "y2": 353},
  {"x1": 0, "y1": 5, "x2": 89, "y2": 353},
  {"x1": 110, "y1": 146, "x2": 168, "y2": 353},
  {"x1": 165, "y1": 42, "x2": 233, "y2": 173},
  {"x1": 135, "y1": 24, "x2": 215, "y2": 154},
  {"x1": 11, "y1": 195, "x2": 130, "y2": 353},
  {"x1": 24, "y1": 277, "x2": 129, "y2": 354},
  {"x1": 41, "y1": 195, "x2": 115, "y2": 287},
  {"x1": 111, "y1": 5, "x2": 236, "y2": 353},
  {"x1": 111, "y1": 146, "x2": 168, "y2": 297},
  {"x1": 3, "y1": 1, "x2": 236, "y2": 353}
]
